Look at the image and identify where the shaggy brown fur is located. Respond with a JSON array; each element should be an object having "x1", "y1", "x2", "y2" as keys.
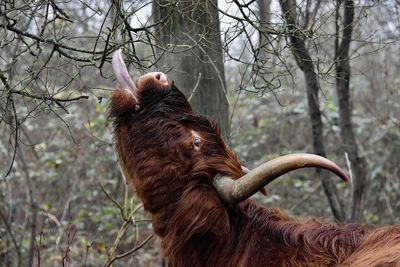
[{"x1": 109, "y1": 74, "x2": 400, "y2": 267}]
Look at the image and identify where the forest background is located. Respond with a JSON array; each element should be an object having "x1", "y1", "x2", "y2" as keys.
[{"x1": 0, "y1": 0, "x2": 399, "y2": 266}]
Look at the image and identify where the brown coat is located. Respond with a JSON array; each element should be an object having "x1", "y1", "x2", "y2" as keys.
[{"x1": 109, "y1": 74, "x2": 400, "y2": 267}]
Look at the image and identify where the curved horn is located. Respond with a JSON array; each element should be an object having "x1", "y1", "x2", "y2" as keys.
[
  {"x1": 241, "y1": 166, "x2": 250, "y2": 174},
  {"x1": 112, "y1": 49, "x2": 139, "y2": 103},
  {"x1": 214, "y1": 153, "x2": 349, "y2": 204},
  {"x1": 243, "y1": 165, "x2": 267, "y2": 196}
]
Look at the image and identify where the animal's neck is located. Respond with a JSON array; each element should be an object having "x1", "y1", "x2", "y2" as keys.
[{"x1": 138, "y1": 175, "x2": 231, "y2": 261}]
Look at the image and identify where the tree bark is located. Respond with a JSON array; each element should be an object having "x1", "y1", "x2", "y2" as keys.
[
  {"x1": 279, "y1": 0, "x2": 345, "y2": 222},
  {"x1": 335, "y1": 0, "x2": 369, "y2": 222},
  {"x1": 152, "y1": 0, "x2": 230, "y2": 136}
]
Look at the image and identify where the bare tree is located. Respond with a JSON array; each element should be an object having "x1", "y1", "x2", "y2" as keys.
[
  {"x1": 279, "y1": 0, "x2": 345, "y2": 221},
  {"x1": 334, "y1": 0, "x2": 369, "y2": 222},
  {"x1": 257, "y1": 0, "x2": 272, "y2": 55}
]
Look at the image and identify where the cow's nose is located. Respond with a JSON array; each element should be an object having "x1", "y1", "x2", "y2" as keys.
[{"x1": 154, "y1": 72, "x2": 167, "y2": 83}]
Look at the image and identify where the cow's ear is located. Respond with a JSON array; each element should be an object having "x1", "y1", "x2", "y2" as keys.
[{"x1": 109, "y1": 89, "x2": 138, "y2": 118}]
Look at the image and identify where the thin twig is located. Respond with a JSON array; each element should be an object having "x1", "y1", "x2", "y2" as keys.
[
  {"x1": 105, "y1": 234, "x2": 154, "y2": 267},
  {"x1": 0, "y1": 210, "x2": 22, "y2": 266},
  {"x1": 10, "y1": 89, "x2": 89, "y2": 102},
  {"x1": 183, "y1": 33, "x2": 227, "y2": 94},
  {"x1": 99, "y1": 182, "x2": 125, "y2": 219},
  {"x1": 187, "y1": 73, "x2": 202, "y2": 102},
  {"x1": 106, "y1": 220, "x2": 132, "y2": 263}
]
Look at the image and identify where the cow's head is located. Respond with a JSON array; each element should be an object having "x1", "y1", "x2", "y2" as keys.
[{"x1": 109, "y1": 49, "x2": 246, "y2": 211}]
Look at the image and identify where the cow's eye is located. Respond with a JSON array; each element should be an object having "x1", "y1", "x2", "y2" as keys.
[{"x1": 193, "y1": 137, "x2": 201, "y2": 147}]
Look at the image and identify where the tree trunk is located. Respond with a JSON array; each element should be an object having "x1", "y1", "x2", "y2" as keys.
[
  {"x1": 335, "y1": 0, "x2": 369, "y2": 222},
  {"x1": 279, "y1": 0, "x2": 345, "y2": 221},
  {"x1": 257, "y1": 0, "x2": 272, "y2": 54},
  {"x1": 152, "y1": 0, "x2": 230, "y2": 136}
]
